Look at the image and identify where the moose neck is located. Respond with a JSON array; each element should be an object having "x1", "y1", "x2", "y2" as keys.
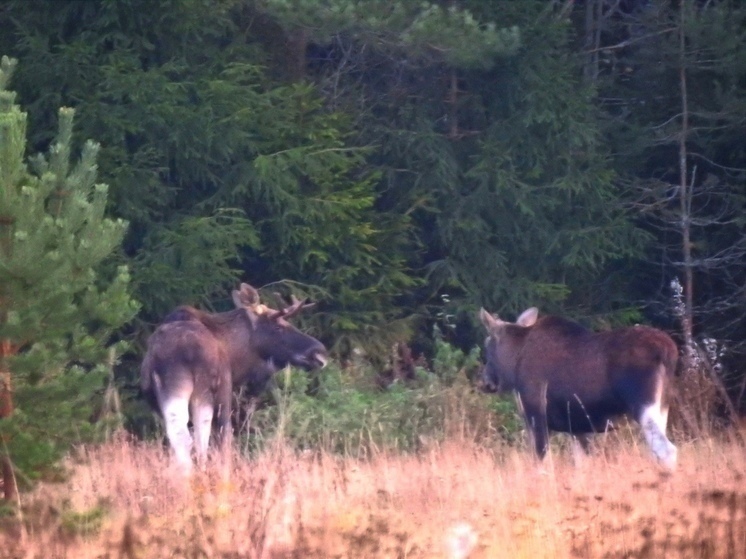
[{"x1": 201, "y1": 309, "x2": 266, "y2": 382}]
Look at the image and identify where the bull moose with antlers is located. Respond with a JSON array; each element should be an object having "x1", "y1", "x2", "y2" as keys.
[{"x1": 140, "y1": 283, "x2": 328, "y2": 472}]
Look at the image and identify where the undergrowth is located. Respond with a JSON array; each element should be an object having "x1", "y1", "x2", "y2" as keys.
[{"x1": 242, "y1": 335, "x2": 521, "y2": 457}]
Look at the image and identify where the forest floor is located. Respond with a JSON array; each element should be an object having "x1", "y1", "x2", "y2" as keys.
[{"x1": 1, "y1": 431, "x2": 745, "y2": 558}]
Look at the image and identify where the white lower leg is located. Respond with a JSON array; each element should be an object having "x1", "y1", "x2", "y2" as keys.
[
  {"x1": 162, "y1": 398, "x2": 193, "y2": 473},
  {"x1": 660, "y1": 406, "x2": 670, "y2": 432},
  {"x1": 192, "y1": 402, "x2": 214, "y2": 467},
  {"x1": 640, "y1": 404, "x2": 677, "y2": 470}
]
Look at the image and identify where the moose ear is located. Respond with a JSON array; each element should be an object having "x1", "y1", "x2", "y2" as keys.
[
  {"x1": 241, "y1": 305, "x2": 260, "y2": 328},
  {"x1": 232, "y1": 283, "x2": 261, "y2": 309},
  {"x1": 516, "y1": 307, "x2": 539, "y2": 327},
  {"x1": 479, "y1": 308, "x2": 501, "y2": 331}
]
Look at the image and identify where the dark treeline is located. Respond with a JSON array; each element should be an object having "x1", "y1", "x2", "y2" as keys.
[{"x1": 0, "y1": 1, "x2": 744, "y2": 404}]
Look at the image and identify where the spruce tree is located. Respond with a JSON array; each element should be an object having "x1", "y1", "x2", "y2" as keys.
[
  {"x1": 259, "y1": 0, "x2": 643, "y2": 329},
  {"x1": 0, "y1": 56, "x2": 137, "y2": 503}
]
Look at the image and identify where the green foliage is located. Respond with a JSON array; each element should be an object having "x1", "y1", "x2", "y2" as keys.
[
  {"x1": 0, "y1": 0, "x2": 653, "y2": 360},
  {"x1": 242, "y1": 84, "x2": 419, "y2": 354},
  {"x1": 430, "y1": 325, "x2": 481, "y2": 386},
  {"x1": 0, "y1": 77, "x2": 137, "y2": 352},
  {"x1": 246, "y1": 339, "x2": 521, "y2": 457},
  {"x1": 0, "y1": 1, "x2": 266, "y2": 317},
  {"x1": 132, "y1": 209, "x2": 258, "y2": 318},
  {"x1": 438, "y1": 17, "x2": 647, "y2": 316},
  {"x1": 0, "y1": 56, "x2": 138, "y2": 489},
  {"x1": 2, "y1": 366, "x2": 110, "y2": 489},
  {"x1": 2, "y1": 1, "x2": 420, "y2": 355},
  {"x1": 59, "y1": 499, "x2": 110, "y2": 539},
  {"x1": 267, "y1": 0, "x2": 645, "y2": 339},
  {"x1": 6, "y1": 0, "x2": 743, "y2": 434},
  {"x1": 258, "y1": 0, "x2": 521, "y2": 67}
]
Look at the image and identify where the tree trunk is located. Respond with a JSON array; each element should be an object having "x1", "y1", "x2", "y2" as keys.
[
  {"x1": 0, "y1": 338, "x2": 18, "y2": 503},
  {"x1": 286, "y1": 26, "x2": 309, "y2": 82},
  {"x1": 447, "y1": 69, "x2": 460, "y2": 139},
  {"x1": 0, "y1": 209, "x2": 17, "y2": 503},
  {"x1": 677, "y1": 1, "x2": 695, "y2": 360},
  {"x1": 583, "y1": 0, "x2": 600, "y2": 83}
]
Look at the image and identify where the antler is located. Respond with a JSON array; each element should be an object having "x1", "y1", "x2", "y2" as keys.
[{"x1": 268, "y1": 293, "x2": 315, "y2": 320}]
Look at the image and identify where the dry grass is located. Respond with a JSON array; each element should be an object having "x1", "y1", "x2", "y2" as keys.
[{"x1": 1, "y1": 431, "x2": 745, "y2": 559}]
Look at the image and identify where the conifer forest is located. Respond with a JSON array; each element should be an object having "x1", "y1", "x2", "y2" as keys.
[{"x1": 0, "y1": 2, "x2": 746, "y2": 552}]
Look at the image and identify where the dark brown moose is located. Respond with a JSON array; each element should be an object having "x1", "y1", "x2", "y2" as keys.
[
  {"x1": 479, "y1": 307, "x2": 678, "y2": 469},
  {"x1": 141, "y1": 283, "x2": 328, "y2": 472}
]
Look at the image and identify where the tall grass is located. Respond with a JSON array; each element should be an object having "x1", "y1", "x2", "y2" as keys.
[
  {"x1": 2, "y1": 338, "x2": 744, "y2": 558},
  {"x1": 1, "y1": 424, "x2": 744, "y2": 558}
]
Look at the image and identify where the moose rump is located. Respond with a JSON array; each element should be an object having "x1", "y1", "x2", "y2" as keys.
[
  {"x1": 141, "y1": 319, "x2": 231, "y2": 470},
  {"x1": 141, "y1": 283, "x2": 328, "y2": 472},
  {"x1": 479, "y1": 307, "x2": 678, "y2": 469}
]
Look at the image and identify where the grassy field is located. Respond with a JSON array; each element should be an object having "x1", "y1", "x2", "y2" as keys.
[{"x1": 1, "y1": 428, "x2": 745, "y2": 559}]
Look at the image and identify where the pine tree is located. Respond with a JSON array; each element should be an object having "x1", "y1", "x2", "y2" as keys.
[{"x1": 0, "y1": 56, "x2": 138, "y2": 503}]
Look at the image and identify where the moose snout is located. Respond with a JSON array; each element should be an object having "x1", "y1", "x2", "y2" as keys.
[
  {"x1": 479, "y1": 377, "x2": 499, "y2": 394},
  {"x1": 296, "y1": 342, "x2": 328, "y2": 371},
  {"x1": 477, "y1": 365, "x2": 499, "y2": 393},
  {"x1": 313, "y1": 350, "x2": 329, "y2": 369},
  {"x1": 310, "y1": 346, "x2": 329, "y2": 369}
]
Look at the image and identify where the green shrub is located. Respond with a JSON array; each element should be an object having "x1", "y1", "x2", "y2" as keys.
[
  {"x1": 59, "y1": 500, "x2": 110, "y2": 539},
  {"x1": 241, "y1": 338, "x2": 523, "y2": 457}
]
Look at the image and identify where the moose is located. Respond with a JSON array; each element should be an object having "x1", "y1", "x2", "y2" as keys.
[
  {"x1": 141, "y1": 283, "x2": 328, "y2": 472},
  {"x1": 479, "y1": 307, "x2": 678, "y2": 469}
]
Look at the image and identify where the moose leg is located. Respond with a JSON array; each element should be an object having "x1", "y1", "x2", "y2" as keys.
[
  {"x1": 525, "y1": 408, "x2": 550, "y2": 460},
  {"x1": 639, "y1": 402, "x2": 677, "y2": 470},
  {"x1": 660, "y1": 404, "x2": 670, "y2": 431},
  {"x1": 191, "y1": 394, "x2": 214, "y2": 468},
  {"x1": 519, "y1": 382, "x2": 550, "y2": 460},
  {"x1": 161, "y1": 397, "x2": 193, "y2": 473},
  {"x1": 630, "y1": 371, "x2": 676, "y2": 469},
  {"x1": 215, "y1": 375, "x2": 233, "y2": 462}
]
